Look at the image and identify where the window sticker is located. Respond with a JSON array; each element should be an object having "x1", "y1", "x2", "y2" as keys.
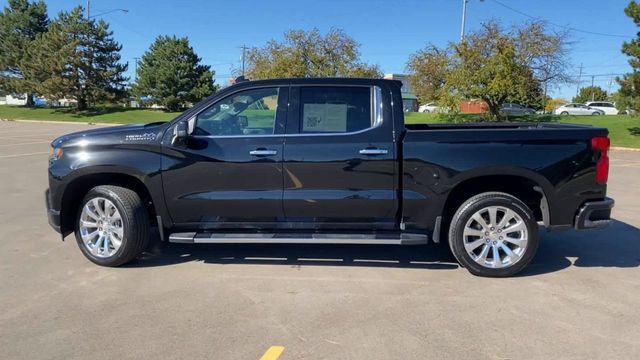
[{"x1": 303, "y1": 103, "x2": 348, "y2": 132}]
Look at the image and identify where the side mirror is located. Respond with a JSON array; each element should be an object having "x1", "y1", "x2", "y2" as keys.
[{"x1": 171, "y1": 121, "x2": 189, "y2": 147}]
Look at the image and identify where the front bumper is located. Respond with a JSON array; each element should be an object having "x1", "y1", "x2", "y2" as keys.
[
  {"x1": 45, "y1": 189, "x2": 62, "y2": 233},
  {"x1": 574, "y1": 197, "x2": 614, "y2": 230}
]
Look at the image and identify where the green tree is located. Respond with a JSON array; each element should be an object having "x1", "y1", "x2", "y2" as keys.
[
  {"x1": 408, "y1": 21, "x2": 570, "y2": 120},
  {"x1": 617, "y1": 1, "x2": 640, "y2": 113},
  {"x1": 406, "y1": 46, "x2": 450, "y2": 104},
  {"x1": 443, "y1": 22, "x2": 536, "y2": 119},
  {"x1": 246, "y1": 28, "x2": 381, "y2": 79},
  {"x1": 23, "y1": 6, "x2": 128, "y2": 110},
  {"x1": 133, "y1": 35, "x2": 216, "y2": 111},
  {"x1": 0, "y1": 0, "x2": 48, "y2": 105},
  {"x1": 545, "y1": 97, "x2": 568, "y2": 113},
  {"x1": 572, "y1": 86, "x2": 608, "y2": 104}
]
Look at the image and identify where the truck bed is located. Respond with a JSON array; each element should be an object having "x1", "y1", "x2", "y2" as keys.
[{"x1": 405, "y1": 121, "x2": 596, "y2": 131}]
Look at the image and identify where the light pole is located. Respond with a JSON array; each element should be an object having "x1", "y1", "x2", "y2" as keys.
[
  {"x1": 460, "y1": 0, "x2": 468, "y2": 41},
  {"x1": 460, "y1": 0, "x2": 484, "y2": 41}
]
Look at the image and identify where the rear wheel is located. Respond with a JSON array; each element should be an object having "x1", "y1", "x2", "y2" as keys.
[
  {"x1": 74, "y1": 185, "x2": 149, "y2": 266},
  {"x1": 448, "y1": 192, "x2": 539, "y2": 277},
  {"x1": 592, "y1": 112, "x2": 601, "y2": 115}
]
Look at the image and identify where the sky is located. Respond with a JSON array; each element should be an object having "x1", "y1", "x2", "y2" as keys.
[{"x1": 4, "y1": 0, "x2": 637, "y2": 100}]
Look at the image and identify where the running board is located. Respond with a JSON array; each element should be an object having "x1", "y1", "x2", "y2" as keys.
[{"x1": 168, "y1": 232, "x2": 428, "y2": 245}]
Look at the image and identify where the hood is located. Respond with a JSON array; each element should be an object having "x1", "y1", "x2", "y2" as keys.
[{"x1": 51, "y1": 122, "x2": 168, "y2": 148}]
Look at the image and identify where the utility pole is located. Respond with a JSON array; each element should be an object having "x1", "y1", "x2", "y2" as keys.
[
  {"x1": 543, "y1": 82, "x2": 548, "y2": 113},
  {"x1": 575, "y1": 63, "x2": 583, "y2": 98},
  {"x1": 86, "y1": 0, "x2": 90, "y2": 19},
  {"x1": 239, "y1": 45, "x2": 248, "y2": 77},
  {"x1": 460, "y1": 0, "x2": 468, "y2": 41},
  {"x1": 608, "y1": 76, "x2": 614, "y2": 94},
  {"x1": 133, "y1": 57, "x2": 139, "y2": 82},
  {"x1": 590, "y1": 75, "x2": 595, "y2": 101}
]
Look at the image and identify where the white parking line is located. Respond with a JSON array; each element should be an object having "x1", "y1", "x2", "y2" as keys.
[
  {"x1": 0, "y1": 141, "x2": 51, "y2": 147},
  {"x1": 0, "y1": 133, "x2": 61, "y2": 140},
  {"x1": 0, "y1": 151, "x2": 49, "y2": 159}
]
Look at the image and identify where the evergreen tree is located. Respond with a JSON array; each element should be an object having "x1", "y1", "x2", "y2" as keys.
[
  {"x1": 23, "y1": 6, "x2": 128, "y2": 110},
  {"x1": 618, "y1": 1, "x2": 640, "y2": 112},
  {"x1": 133, "y1": 35, "x2": 216, "y2": 111},
  {"x1": 0, "y1": 0, "x2": 48, "y2": 105}
]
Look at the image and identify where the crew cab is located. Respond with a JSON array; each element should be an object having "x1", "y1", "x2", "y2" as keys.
[{"x1": 45, "y1": 78, "x2": 614, "y2": 277}]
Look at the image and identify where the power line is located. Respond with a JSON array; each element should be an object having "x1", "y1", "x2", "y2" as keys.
[{"x1": 490, "y1": 0, "x2": 633, "y2": 39}]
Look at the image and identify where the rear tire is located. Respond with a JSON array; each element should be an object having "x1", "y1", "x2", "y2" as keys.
[
  {"x1": 74, "y1": 185, "x2": 149, "y2": 267},
  {"x1": 448, "y1": 192, "x2": 539, "y2": 277}
]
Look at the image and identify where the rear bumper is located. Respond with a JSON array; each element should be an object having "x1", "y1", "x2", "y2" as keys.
[
  {"x1": 45, "y1": 189, "x2": 62, "y2": 233},
  {"x1": 574, "y1": 197, "x2": 614, "y2": 230}
]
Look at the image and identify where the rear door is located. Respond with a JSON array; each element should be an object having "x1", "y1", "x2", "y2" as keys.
[{"x1": 281, "y1": 83, "x2": 397, "y2": 230}]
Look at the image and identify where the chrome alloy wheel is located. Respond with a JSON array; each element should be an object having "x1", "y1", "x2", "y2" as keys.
[
  {"x1": 79, "y1": 197, "x2": 124, "y2": 258},
  {"x1": 462, "y1": 206, "x2": 528, "y2": 269}
]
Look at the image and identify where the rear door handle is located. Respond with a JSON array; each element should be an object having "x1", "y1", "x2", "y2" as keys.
[
  {"x1": 359, "y1": 148, "x2": 388, "y2": 155},
  {"x1": 249, "y1": 149, "x2": 278, "y2": 156}
]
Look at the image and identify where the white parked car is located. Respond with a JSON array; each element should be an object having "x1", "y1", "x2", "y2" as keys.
[
  {"x1": 418, "y1": 102, "x2": 450, "y2": 113},
  {"x1": 585, "y1": 101, "x2": 619, "y2": 115},
  {"x1": 554, "y1": 103, "x2": 604, "y2": 116}
]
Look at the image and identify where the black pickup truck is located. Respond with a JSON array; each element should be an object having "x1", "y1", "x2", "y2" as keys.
[{"x1": 45, "y1": 78, "x2": 614, "y2": 277}]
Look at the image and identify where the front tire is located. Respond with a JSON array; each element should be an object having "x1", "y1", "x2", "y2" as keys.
[
  {"x1": 74, "y1": 185, "x2": 149, "y2": 267},
  {"x1": 448, "y1": 192, "x2": 539, "y2": 277},
  {"x1": 560, "y1": 111, "x2": 569, "y2": 115}
]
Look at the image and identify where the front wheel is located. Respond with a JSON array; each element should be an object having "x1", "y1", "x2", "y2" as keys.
[
  {"x1": 74, "y1": 185, "x2": 150, "y2": 266},
  {"x1": 592, "y1": 112, "x2": 601, "y2": 116},
  {"x1": 448, "y1": 192, "x2": 539, "y2": 277},
  {"x1": 560, "y1": 111, "x2": 569, "y2": 115}
]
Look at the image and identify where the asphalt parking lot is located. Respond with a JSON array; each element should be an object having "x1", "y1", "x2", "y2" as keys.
[{"x1": 0, "y1": 120, "x2": 639, "y2": 359}]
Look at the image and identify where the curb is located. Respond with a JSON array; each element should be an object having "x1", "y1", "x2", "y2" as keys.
[
  {"x1": 611, "y1": 147, "x2": 640, "y2": 152},
  {"x1": 3, "y1": 119, "x2": 121, "y2": 126}
]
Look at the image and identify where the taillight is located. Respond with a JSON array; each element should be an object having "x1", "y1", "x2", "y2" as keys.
[{"x1": 591, "y1": 136, "x2": 610, "y2": 184}]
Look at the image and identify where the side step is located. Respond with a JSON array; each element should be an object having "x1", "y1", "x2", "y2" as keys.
[{"x1": 168, "y1": 232, "x2": 428, "y2": 245}]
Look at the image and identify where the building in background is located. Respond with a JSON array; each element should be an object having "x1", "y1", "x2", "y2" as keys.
[
  {"x1": 460, "y1": 99, "x2": 488, "y2": 113},
  {"x1": 383, "y1": 74, "x2": 418, "y2": 112}
]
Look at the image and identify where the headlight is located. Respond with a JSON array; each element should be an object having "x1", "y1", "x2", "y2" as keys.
[{"x1": 50, "y1": 147, "x2": 64, "y2": 162}]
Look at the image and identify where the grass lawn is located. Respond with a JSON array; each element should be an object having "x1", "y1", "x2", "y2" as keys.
[
  {"x1": 0, "y1": 105, "x2": 180, "y2": 124},
  {"x1": 2, "y1": 105, "x2": 639, "y2": 148},
  {"x1": 405, "y1": 112, "x2": 640, "y2": 149}
]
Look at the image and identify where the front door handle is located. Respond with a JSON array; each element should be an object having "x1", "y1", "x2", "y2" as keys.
[
  {"x1": 359, "y1": 148, "x2": 388, "y2": 155},
  {"x1": 249, "y1": 149, "x2": 278, "y2": 156}
]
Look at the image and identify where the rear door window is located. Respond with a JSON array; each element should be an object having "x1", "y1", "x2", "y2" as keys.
[{"x1": 298, "y1": 86, "x2": 372, "y2": 134}]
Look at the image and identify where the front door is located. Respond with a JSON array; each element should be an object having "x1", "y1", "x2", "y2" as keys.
[
  {"x1": 162, "y1": 86, "x2": 288, "y2": 229},
  {"x1": 282, "y1": 84, "x2": 397, "y2": 230}
]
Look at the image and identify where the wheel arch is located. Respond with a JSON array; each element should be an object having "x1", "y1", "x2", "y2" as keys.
[
  {"x1": 59, "y1": 172, "x2": 157, "y2": 236},
  {"x1": 441, "y1": 174, "x2": 550, "y2": 229}
]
